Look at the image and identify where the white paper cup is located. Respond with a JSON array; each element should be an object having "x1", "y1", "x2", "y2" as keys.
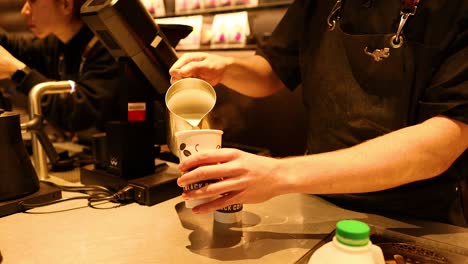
[{"x1": 175, "y1": 129, "x2": 223, "y2": 208}]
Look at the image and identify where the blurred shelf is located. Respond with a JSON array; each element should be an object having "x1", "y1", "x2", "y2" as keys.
[
  {"x1": 156, "y1": 0, "x2": 292, "y2": 18},
  {"x1": 157, "y1": 1, "x2": 288, "y2": 53}
]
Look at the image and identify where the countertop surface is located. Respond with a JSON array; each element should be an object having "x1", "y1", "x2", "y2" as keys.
[{"x1": 1, "y1": 165, "x2": 468, "y2": 264}]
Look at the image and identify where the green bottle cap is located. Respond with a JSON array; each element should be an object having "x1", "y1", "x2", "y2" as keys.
[{"x1": 335, "y1": 220, "x2": 370, "y2": 247}]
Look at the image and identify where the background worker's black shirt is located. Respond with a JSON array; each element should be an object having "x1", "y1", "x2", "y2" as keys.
[
  {"x1": 257, "y1": 0, "x2": 468, "y2": 225},
  {"x1": 0, "y1": 26, "x2": 121, "y2": 132}
]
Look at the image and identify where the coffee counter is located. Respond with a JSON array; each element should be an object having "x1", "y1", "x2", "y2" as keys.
[{"x1": 1, "y1": 165, "x2": 467, "y2": 264}]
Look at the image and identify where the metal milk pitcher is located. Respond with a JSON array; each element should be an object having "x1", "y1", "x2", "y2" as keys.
[{"x1": 165, "y1": 78, "x2": 216, "y2": 157}]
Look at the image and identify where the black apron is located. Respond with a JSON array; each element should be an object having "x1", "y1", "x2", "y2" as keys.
[{"x1": 302, "y1": 1, "x2": 468, "y2": 226}]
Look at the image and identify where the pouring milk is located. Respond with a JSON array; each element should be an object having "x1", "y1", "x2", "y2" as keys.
[{"x1": 165, "y1": 78, "x2": 217, "y2": 156}]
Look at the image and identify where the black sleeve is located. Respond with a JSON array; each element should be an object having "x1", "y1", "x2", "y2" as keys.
[
  {"x1": 38, "y1": 44, "x2": 121, "y2": 132},
  {"x1": 255, "y1": 0, "x2": 309, "y2": 91},
  {"x1": 418, "y1": 13, "x2": 468, "y2": 124},
  {"x1": 0, "y1": 32, "x2": 58, "y2": 75},
  {"x1": 1, "y1": 32, "x2": 60, "y2": 96},
  {"x1": 2, "y1": 32, "x2": 121, "y2": 131}
]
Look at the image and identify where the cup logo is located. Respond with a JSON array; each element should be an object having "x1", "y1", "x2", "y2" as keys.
[
  {"x1": 179, "y1": 143, "x2": 191, "y2": 157},
  {"x1": 179, "y1": 142, "x2": 221, "y2": 158}
]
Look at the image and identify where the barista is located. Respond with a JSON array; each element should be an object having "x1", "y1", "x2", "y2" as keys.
[
  {"x1": 170, "y1": 0, "x2": 468, "y2": 226},
  {"x1": 0, "y1": 0, "x2": 121, "y2": 132}
]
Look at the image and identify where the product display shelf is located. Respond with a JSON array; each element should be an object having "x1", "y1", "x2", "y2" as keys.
[
  {"x1": 157, "y1": 0, "x2": 292, "y2": 18},
  {"x1": 156, "y1": 0, "x2": 290, "y2": 52}
]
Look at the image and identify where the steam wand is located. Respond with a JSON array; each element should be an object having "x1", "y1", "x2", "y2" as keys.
[{"x1": 22, "y1": 81, "x2": 76, "y2": 180}]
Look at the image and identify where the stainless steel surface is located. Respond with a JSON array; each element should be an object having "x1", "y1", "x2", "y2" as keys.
[
  {"x1": 2, "y1": 187, "x2": 467, "y2": 263},
  {"x1": 27, "y1": 81, "x2": 75, "y2": 180},
  {"x1": 1, "y1": 164, "x2": 467, "y2": 263},
  {"x1": 165, "y1": 78, "x2": 216, "y2": 156},
  {"x1": 0, "y1": 192, "x2": 353, "y2": 263}
]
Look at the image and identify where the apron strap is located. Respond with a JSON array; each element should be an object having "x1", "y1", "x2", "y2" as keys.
[
  {"x1": 402, "y1": 0, "x2": 420, "y2": 14},
  {"x1": 390, "y1": 0, "x2": 421, "y2": 48},
  {"x1": 327, "y1": 0, "x2": 343, "y2": 30},
  {"x1": 79, "y1": 36, "x2": 100, "y2": 75}
]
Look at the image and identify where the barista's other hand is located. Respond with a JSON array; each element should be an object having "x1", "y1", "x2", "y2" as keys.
[
  {"x1": 169, "y1": 52, "x2": 233, "y2": 86},
  {"x1": 0, "y1": 45, "x2": 26, "y2": 80},
  {"x1": 177, "y1": 148, "x2": 287, "y2": 213}
]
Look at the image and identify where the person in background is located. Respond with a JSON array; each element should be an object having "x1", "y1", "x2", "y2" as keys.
[
  {"x1": 0, "y1": 0, "x2": 120, "y2": 133},
  {"x1": 170, "y1": 0, "x2": 468, "y2": 226}
]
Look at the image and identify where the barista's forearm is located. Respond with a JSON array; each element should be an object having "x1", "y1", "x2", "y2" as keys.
[
  {"x1": 281, "y1": 115, "x2": 468, "y2": 194},
  {"x1": 221, "y1": 55, "x2": 286, "y2": 97}
]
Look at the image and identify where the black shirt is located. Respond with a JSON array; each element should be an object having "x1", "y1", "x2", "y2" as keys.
[
  {"x1": 0, "y1": 25, "x2": 121, "y2": 131},
  {"x1": 257, "y1": 0, "x2": 468, "y2": 225}
]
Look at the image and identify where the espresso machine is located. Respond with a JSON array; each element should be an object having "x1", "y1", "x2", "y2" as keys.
[{"x1": 79, "y1": 0, "x2": 192, "y2": 203}]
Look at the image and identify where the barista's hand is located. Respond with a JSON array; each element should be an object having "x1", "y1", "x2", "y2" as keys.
[
  {"x1": 169, "y1": 52, "x2": 233, "y2": 86},
  {"x1": 0, "y1": 45, "x2": 26, "y2": 80},
  {"x1": 177, "y1": 148, "x2": 287, "y2": 213}
]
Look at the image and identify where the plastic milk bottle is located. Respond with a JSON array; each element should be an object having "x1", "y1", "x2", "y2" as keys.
[{"x1": 308, "y1": 219, "x2": 385, "y2": 264}]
